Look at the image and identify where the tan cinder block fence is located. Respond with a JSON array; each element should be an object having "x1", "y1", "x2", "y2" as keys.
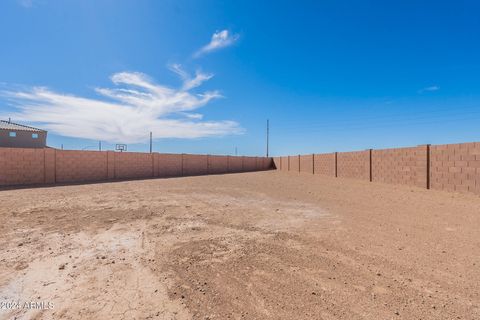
[
  {"x1": 0, "y1": 148, "x2": 273, "y2": 187},
  {"x1": 2, "y1": 142, "x2": 480, "y2": 195},
  {"x1": 273, "y1": 142, "x2": 480, "y2": 196}
]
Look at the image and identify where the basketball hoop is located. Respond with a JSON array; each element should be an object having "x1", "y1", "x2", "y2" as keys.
[{"x1": 115, "y1": 144, "x2": 127, "y2": 152}]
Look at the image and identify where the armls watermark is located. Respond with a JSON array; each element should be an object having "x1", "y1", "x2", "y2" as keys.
[{"x1": 1, "y1": 300, "x2": 54, "y2": 310}]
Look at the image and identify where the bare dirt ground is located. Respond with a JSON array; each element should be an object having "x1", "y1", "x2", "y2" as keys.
[{"x1": 0, "y1": 171, "x2": 479, "y2": 320}]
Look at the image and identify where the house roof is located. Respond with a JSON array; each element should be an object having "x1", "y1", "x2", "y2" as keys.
[{"x1": 0, "y1": 120, "x2": 46, "y2": 133}]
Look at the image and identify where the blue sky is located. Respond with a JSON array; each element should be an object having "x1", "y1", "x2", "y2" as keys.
[{"x1": 1, "y1": 0, "x2": 479, "y2": 156}]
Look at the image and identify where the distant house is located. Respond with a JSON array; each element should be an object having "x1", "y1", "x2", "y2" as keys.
[{"x1": 0, "y1": 120, "x2": 47, "y2": 148}]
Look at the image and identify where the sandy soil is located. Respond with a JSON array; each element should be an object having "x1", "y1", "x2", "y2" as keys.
[{"x1": 0, "y1": 171, "x2": 479, "y2": 319}]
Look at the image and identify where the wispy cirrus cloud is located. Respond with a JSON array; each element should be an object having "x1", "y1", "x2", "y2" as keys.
[
  {"x1": 418, "y1": 85, "x2": 440, "y2": 93},
  {"x1": 2, "y1": 66, "x2": 243, "y2": 143},
  {"x1": 168, "y1": 63, "x2": 214, "y2": 91},
  {"x1": 194, "y1": 30, "x2": 239, "y2": 58}
]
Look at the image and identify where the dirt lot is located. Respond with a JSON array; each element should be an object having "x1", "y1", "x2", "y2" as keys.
[{"x1": 0, "y1": 171, "x2": 479, "y2": 320}]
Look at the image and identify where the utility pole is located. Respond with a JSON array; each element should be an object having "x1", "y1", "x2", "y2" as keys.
[
  {"x1": 235, "y1": 147, "x2": 238, "y2": 156},
  {"x1": 149, "y1": 132, "x2": 152, "y2": 153},
  {"x1": 99, "y1": 141, "x2": 102, "y2": 151},
  {"x1": 266, "y1": 119, "x2": 270, "y2": 157}
]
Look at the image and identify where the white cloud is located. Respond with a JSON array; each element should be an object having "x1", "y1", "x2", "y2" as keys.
[
  {"x1": 418, "y1": 85, "x2": 440, "y2": 93},
  {"x1": 194, "y1": 30, "x2": 239, "y2": 58},
  {"x1": 179, "y1": 112, "x2": 204, "y2": 120},
  {"x1": 168, "y1": 63, "x2": 214, "y2": 91},
  {"x1": 2, "y1": 67, "x2": 243, "y2": 144}
]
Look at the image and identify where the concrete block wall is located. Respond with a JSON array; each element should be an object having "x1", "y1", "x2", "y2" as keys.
[
  {"x1": 107, "y1": 151, "x2": 115, "y2": 179},
  {"x1": 372, "y1": 146, "x2": 428, "y2": 188},
  {"x1": 0, "y1": 148, "x2": 45, "y2": 186},
  {"x1": 273, "y1": 157, "x2": 281, "y2": 170},
  {"x1": 183, "y1": 154, "x2": 208, "y2": 176},
  {"x1": 285, "y1": 157, "x2": 289, "y2": 171},
  {"x1": 262, "y1": 157, "x2": 273, "y2": 170},
  {"x1": 156, "y1": 154, "x2": 183, "y2": 177},
  {"x1": 430, "y1": 143, "x2": 480, "y2": 195},
  {"x1": 289, "y1": 155, "x2": 300, "y2": 172},
  {"x1": 114, "y1": 152, "x2": 154, "y2": 179},
  {"x1": 56, "y1": 150, "x2": 108, "y2": 183},
  {"x1": 300, "y1": 155, "x2": 314, "y2": 174},
  {"x1": 280, "y1": 157, "x2": 289, "y2": 171},
  {"x1": 208, "y1": 155, "x2": 228, "y2": 174},
  {"x1": 276, "y1": 141, "x2": 480, "y2": 196},
  {"x1": 243, "y1": 157, "x2": 257, "y2": 171},
  {"x1": 257, "y1": 157, "x2": 263, "y2": 170},
  {"x1": 44, "y1": 148, "x2": 56, "y2": 184},
  {"x1": 337, "y1": 150, "x2": 370, "y2": 180},
  {"x1": 228, "y1": 156, "x2": 243, "y2": 172},
  {"x1": 313, "y1": 153, "x2": 336, "y2": 176},
  {"x1": 0, "y1": 148, "x2": 273, "y2": 187}
]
